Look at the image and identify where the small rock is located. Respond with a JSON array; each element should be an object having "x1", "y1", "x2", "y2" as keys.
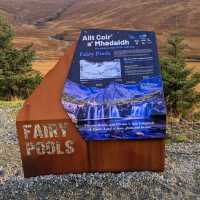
[
  {"x1": 15, "y1": 169, "x2": 21, "y2": 177},
  {"x1": 0, "y1": 166, "x2": 5, "y2": 177}
]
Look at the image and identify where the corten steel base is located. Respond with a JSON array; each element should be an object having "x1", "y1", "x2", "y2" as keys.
[{"x1": 16, "y1": 43, "x2": 165, "y2": 178}]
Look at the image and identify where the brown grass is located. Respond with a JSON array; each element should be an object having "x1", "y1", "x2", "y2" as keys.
[
  {"x1": 32, "y1": 60, "x2": 58, "y2": 75},
  {"x1": 187, "y1": 62, "x2": 200, "y2": 71}
]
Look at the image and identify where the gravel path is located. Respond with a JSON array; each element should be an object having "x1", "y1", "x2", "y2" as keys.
[{"x1": 0, "y1": 108, "x2": 200, "y2": 199}]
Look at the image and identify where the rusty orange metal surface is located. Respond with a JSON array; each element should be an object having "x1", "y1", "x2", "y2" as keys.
[{"x1": 16, "y1": 43, "x2": 165, "y2": 178}]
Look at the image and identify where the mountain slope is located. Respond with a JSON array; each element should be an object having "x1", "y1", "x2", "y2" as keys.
[{"x1": 0, "y1": 0, "x2": 199, "y2": 65}]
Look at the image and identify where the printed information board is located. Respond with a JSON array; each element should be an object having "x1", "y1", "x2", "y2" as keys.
[{"x1": 61, "y1": 29, "x2": 166, "y2": 140}]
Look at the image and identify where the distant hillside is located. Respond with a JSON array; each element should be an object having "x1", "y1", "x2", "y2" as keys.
[{"x1": 0, "y1": 0, "x2": 200, "y2": 61}]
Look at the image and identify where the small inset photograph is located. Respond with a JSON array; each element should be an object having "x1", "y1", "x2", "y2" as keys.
[{"x1": 80, "y1": 59, "x2": 121, "y2": 80}]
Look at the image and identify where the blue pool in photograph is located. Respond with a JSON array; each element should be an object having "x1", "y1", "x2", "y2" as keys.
[{"x1": 61, "y1": 29, "x2": 166, "y2": 140}]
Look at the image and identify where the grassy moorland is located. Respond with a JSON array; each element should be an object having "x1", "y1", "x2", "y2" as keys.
[{"x1": 1, "y1": 0, "x2": 200, "y2": 66}]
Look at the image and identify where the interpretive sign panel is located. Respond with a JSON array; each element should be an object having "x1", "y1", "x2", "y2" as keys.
[
  {"x1": 61, "y1": 29, "x2": 166, "y2": 140},
  {"x1": 16, "y1": 41, "x2": 165, "y2": 177}
]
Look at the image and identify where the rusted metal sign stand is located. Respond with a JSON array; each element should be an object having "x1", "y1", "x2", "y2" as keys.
[{"x1": 16, "y1": 43, "x2": 165, "y2": 178}]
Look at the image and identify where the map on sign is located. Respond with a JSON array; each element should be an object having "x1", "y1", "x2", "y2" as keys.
[{"x1": 61, "y1": 29, "x2": 166, "y2": 140}]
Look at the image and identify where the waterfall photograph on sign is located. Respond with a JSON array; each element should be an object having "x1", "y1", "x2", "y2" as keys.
[
  {"x1": 63, "y1": 76, "x2": 166, "y2": 140},
  {"x1": 62, "y1": 75, "x2": 166, "y2": 140}
]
